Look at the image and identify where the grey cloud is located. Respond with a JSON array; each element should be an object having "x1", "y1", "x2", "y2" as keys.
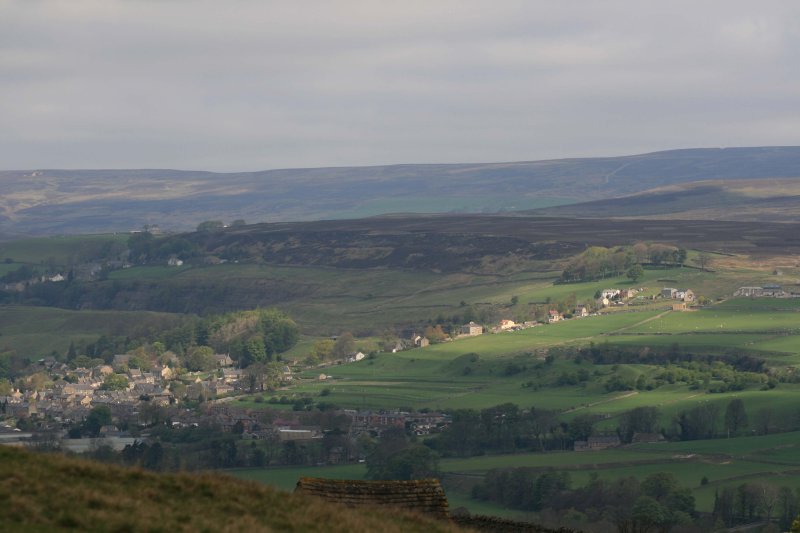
[{"x1": 1, "y1": 0, "x2": 799, "y2": 171}]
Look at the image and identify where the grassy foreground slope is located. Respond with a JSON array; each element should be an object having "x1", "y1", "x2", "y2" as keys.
[{"x1": 0, "y1": 446, "x2": 459, "y2": 533}]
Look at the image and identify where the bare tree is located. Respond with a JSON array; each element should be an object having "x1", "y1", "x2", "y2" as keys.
[
  {"x1": 697, "y1": 252, "x2": 712, "y2": 271},
  {"x1": 754, "y1": 482, "x2": 780, "y2": 524}
]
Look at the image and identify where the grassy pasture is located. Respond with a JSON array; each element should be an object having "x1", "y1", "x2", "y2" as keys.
[
  {"x1": 105, "y1": 262, "x2": 559, "y2": 334},
  {"x1": 0, "y1": 234, "x2": 126, "y2": 265},
  {"x1": 94, "y1": 261, "x2": 739, "y2": 336},
  {"x1": 716, "y1": 297, "x2": 800, "y2": 311},
  {"x1": 283, "y1": 302, "x2": 800, "y2": 413},
  {"x1": 414, "y1": 311, "x2": 663, "y2": 361},
  {"x1": 0, "y1": 305, "x2": 186, "y2": 357},
  {"x1": 440, "y1": 449, "x2": 669, "y2": 474},
  {"x1": 606, "y1": 332, "x2": 774, "y2": 351},
  {"x1": 0, "y1": 262, "x2": 25, "y2": 276},
  {"x1": 625, "y1": 309, "x2": 800, "y2": 335},
  {"x1": 630, "y1": 430, "x2": 800, "y2": 455},
  {"x1": 233, "y1": 432, "x2": 800, "y2": 515},
  {"x1": 107, "y1": 265, "x2": 192, "y2": 280}
]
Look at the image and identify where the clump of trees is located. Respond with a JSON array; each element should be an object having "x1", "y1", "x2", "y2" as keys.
[
  {"x1": 473, "y1": 470, "x2": 695, "y2": 531},
  {"x1": 156, "y1": 308, "x2": 299, "y2": 368},
  {"x1": 431, "y1": 403, "x2": 590, "y2": 456},
  {"x1": 713, "y1": 481, "x2": 800, "y2": 530},
  {"x1": 561, "y1": 246, "x2": 637, "y2": 282},
  {"x1": 127, "y1": 231, "x2": 201, "y2": 264},
  {"x1": 473, "y1": 469, "x2": 570, "y2": 512},
  {"x1": 364, "y1": 427, "x2": 440, "y2": 481},
  {"x1": 560, "y1": 243, "x2": 687, "y2": 283}
]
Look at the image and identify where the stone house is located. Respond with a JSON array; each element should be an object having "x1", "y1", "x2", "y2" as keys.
[{"x1": 460, "y1": 322, "x2": 483, "y2": 336}]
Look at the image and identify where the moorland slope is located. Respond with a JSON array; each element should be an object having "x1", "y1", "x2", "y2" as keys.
[
  {"x1": 533, "y1": 178, "x2": 800, "y2": 221},
  {"x1": 2, "y1": 146, "x2": 799, "y2": 235}
]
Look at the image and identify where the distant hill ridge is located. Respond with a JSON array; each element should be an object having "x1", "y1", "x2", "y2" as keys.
[
  {"x1": 531, "y1": 177, "x2": 800, "y2": 221},
  {"x1": 1, "y1": 146, "x2": 799, "y2": 235}
]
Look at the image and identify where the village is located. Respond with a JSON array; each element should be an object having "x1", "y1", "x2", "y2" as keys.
[{"x1": 0, "y1": 282, "x2": 702, "y2": 456}]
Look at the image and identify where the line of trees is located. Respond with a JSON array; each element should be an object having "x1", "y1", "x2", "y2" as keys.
[
  {"x1": 473, "y1": 470, "x2": 696, "y2": 533},
  {"x1": 713, "y1": 482, "x2": 800, "y2": 530}
]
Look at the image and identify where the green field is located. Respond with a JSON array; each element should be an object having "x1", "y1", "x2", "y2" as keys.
[
  {"x1": 0, "y1": 305, "x2": 186, "y2": 357},
  {"x1": 107, "y1": 264, "x2": 193, "y2": 280},
  {"x1": 276, "y1": 298, "x2": 800, "y2": 414},
  {"x1": 93, "y1": 262, "x2": 746, "y2": 337},
  {"x1": 0, "y1": 234, "x2": 126, "y2": 265},
  {"x1": 232, "y1": 432, "x2": 800, "y2": 515}
]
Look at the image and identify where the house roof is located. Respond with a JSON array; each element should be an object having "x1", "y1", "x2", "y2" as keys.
[{"x1": 294, "y1": 477, "x2": 449, "y2": 520}]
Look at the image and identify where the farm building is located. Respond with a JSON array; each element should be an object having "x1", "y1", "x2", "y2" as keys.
[
  {"x1": 632, "y1": 432, "x2": 666, "y2": 444},
  {"x1": 412, "y1": 335, "x2": 429, "y2": 348},
  {"x1": 460, "y1": 322, "x2": 483, "y2": 336},
  {"x1": 574, "y1": 435, "x2": 621, "y2": 451},
  {"x1": 662, "y1": 288, "x2": 694, "y2": 302},
  {"x1": 734, "y1": 285, "x2": 792, "y2": 298},
  {"x1": 601, "y1": 289, "x2": 621, "y2": 299}
]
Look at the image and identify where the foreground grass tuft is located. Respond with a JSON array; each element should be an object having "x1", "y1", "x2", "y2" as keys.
[{"x1": 0, "y1": 447, "x2": 461, "y2": 532}]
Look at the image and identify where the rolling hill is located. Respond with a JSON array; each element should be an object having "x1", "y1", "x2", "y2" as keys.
[
  {"x1": 2, "y1": 146, "x2": 799, "y2": 236},
  {"x1": 532, "y1": 178, "x2": 800, "y2": 221}
]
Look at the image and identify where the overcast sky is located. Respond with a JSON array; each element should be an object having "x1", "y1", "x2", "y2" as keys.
[{"x1": 1, "y1": 1, "x2": 799, "y2": 171}]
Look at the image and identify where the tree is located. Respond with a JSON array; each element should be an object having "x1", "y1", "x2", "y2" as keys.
[
  {"x1": 619, "y1": 406, "x2": 660, "y2": 443},
  {"x1": 642, "y1": 472, "x2": 678, "y2": 502},
  {"x1": 677, "y1": 402, "x2": 720, "y2": 440},
  {"x1": 101, "y1": 373, "x2": 129, "y2": 391},
  {"x1": 243, "y1": 338, "x2": 268, "y2": 366},
  {"x1": 423, "y1": 325, "x2": 447, "y2": 343},
  {"x1": 185, "y1": 345, "x2": 216, "y2": 371},
  {"x1": 754, "y1": 483, "x2": 780, "y2": 524},
  {"x1": 626, "y1": 264, "x2": 645, "y2": 283},
  {"x1": 674, "y1": 248, "x2": 688, "y2": 266},
  {"x1": 778, "y1": 486, "x2": 799, "y2": 531},
  {"x1": 724, "y1": 399, "x2": 748, "y2": 436},
  {"x1": 308, "y1": 339, "x2": 334, "y2": 363},
  {"x1": 568, "y1": 414, "x2": 594, "y2": 441},
  {"x1": 381, "y1": 445, "x2": 440, "y2": 480},
  {"x1": 697, "y1": 252, "x2": 712, "y2": 271},
  {"x1": 434, "y1": 409, "x2": 485, "y2": 457},
  {"x1": 196, "y1": 220, "x2": 224, "y2": 232},
  {"x1": 83, "y1": 405, "x2": 113, "y2": 437},
  {"x1": 365, "y1": 426, "x2": 409, "y2": 478},
  {"x1": 332, "y1": 332, "x2": 356, "y2": 358},
  {"x1": 631, "y1": 495, "x2": 669, "y2": 533}
]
